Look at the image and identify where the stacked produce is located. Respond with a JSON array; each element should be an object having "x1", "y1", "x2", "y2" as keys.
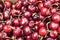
[{"x1": 0, "y1": 0, "x2": 60, "y2": 40}]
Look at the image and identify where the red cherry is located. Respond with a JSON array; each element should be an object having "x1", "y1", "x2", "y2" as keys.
[
  {"x1": 38, "y1": 12, "x2": 45, "y2": 20},
  {"x1": 21, "y1": 6, "x2": 27, "y2": 12},
  {"x1": 10, "y1": 9, "x2": 20, "y2": 17},
  {"x1": 3, "y1": 10, "x2": 10, "y2": 19},
  {"x1": 12, "y1": 4, "x2": 16, "y2": 9},
  {"x1": 28, "y1": 0, "x2": 37, "y2": 4},
  {"x1": 2, "y1": 32, "x2": 7, "y2": 38},
  {"x1": 10, "y1": 9, "x2": 16, "y2": 17},
  {"x1": 33, "y1": 25, "x2": 39, "y2": 32},
  {"x1": 22, "y1": 0, "x2": 28, "y2": 6},
  {"x1": 23, "y1": 26, "x2": 32, "y2": 36},
  {"x1": 32, "y1": 13, "x2": 39, "y2": 20},
  {"x1": 13, "y1": 27, "x2": 22, "y2": 36},
  {"x1": 44, "y1": 0, "x2": 52, "y2": 8},
  {"x1": 41, "y1": 7, "x2": 48, "y2": 16},
  {"x1": 20, "y1": 17, "x2": 28, "y2": 26},
  {"x1": 13, "y1": 18, "x2": 20, "y2": 26},
  {"x1": 39, "y1": 27, "x2": 47, "y2": 36},
  {"x1": 49, "y1": 22, "x2": 59, "y2": 30},
  {"x1": 5, "y1": 20, "x2": 12, "y2": 25},
  {"x1": 31, "y1": 32, "x2": 38, "y2": 40},
  {"x1": 58, "y1": 27, "x2": 60, "y2": 34},
  {"x1": 52, "y1": 14, "x2": 60, "y2": 23},
  {"x1": 15, "y1": 0, "x2": 22, "y2": 9},
  {"x1": 46, "y1": 9, "x2": 51, "y2": 15},
  {"x1": 28, "y1": 5, "x2": 36, "y2": 12},
  {"x1": 16, "y1": 10, "x2": 21, "y2": 15},
  {"x1": 3, "y1": 25, "x2": 12, "y2": 33},
  {"x1": 38, "y1": 3, "x2": 44, "y2": 10},
  {"x1": 49, "y1": 30, "x2": 58, "y2": 38},
  {"x1": 38, "y1": 22, "x2": 46, "y2": 28},
  {"x1": 1, "y1": 23, "x2": 5, "y2": 26},
  {"x1": 26, "y1": 35, "x2": 32, "y2": 40},
  {"x1": 4, "y1": 1, "x2": 11, "y2": 8},
  {"x1": 29, "y1": 20, "x2": 35, "y2": 28},
  {"x1": 51, "y1": 8, "x2": 57, "y2": 15},
  {"x1": 17, "y1": 37, "x2": 24, "y2": 40},
  {"x1": 23, "y1": 11, "x2": 31, "y2": 18}
]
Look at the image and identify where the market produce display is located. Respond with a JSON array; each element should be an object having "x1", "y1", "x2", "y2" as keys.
[{"x1": 0, "y1": 0, "x2": 60, "y2": 40}]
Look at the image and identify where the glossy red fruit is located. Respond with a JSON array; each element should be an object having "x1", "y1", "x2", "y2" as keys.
[
  {"x1": 15, "y1": 0, "x2": 22, "y2": 9},
  {"x1": 13, "y1": 18, "x2": 20, "y2": 26},
  {"x1": 49, "y1": 22, "x2": 59, "y2": 30},
  {"x1": 52, "y1": 14, "x2": 60, "y2": 23},
  {"x1": 20, "y1": 17, "x2": 28, "y2": 26},
  {"x1": 4, "y1": 1, "x2": 11, "y2": 8},
  {"x1": 22, "y1": 0, "x2": 28, "y2": 6},
  {"x1": 3, "y1": 25, "x2": 12, "y2": 33},
  {"x1": 44, "y1": 0, "x2": 52, "y2": 8},
  {"x1": 29, "y1": 20, "x2": 35, "y2": 28},
  {"x1": 51, "y1": 8, "x2": 57, "y2": 14},
  {"x1": 10, "y1": 9, "x2": 17, "y2": 17},
  {"x1": 6, "y1": 7, "x2": 11, "y2": 12},
  {"x1": 58, "y1": 27, "x2": 60, "y2": 34},
  {"x1": 12, "y1": 4, "x2": 16, "y2": 9},
  {"x1": 23, "y1": 11, "x2": 31, "y2": 18},
  {"x1": 38, "y1": 22, "x2": 46, "y2": 28},
  {"x1": 39, "y1": 27, "x2": 47, "y2": 36},
  {"x1": 28, "y1": 0, "x2": 37, "y2": 4},
  {"x1": 33, "y1": 25, "x2": 39, "y2": 32},
  {"x1": 46, "y1": 9, "x2": 51, "y2": 15},
  {"x1": 13, "y1": 27, "x2": 22, "y2": 36},
  {"x1": 5, "y1": 20, "x2": 12, "y2": 25},
  {"x1": 23, "y1": 26, "x2": 32, "y2": 36},
  {"x1": 3, "y1": 10, "x2": 10, "y2": 19},
  {"x1": 26, "y1": 35, "x2": 32, "y2": 40},
  {"x1": 17, "y1": 37, "x2": 24, "y2": 40},
  {"x1": 31, "y1": 32, "x2": 38, "y2": 40},
  {"x1": 16, "y1": 10, "x2": 21, "y2": 15},
  {"x1": 32, "y1": 13, "x2": 39, "y2": 20},
  {"x1": 21, "y1": 6, "x2": 27, "y2": 12},
  {"x1": 49, "y1": 30, "x2": 58, "y2": 38},
  {"x1": 2, "y1": 23, "x2": 5, "y2": 26},
  {"x1": 38, "y1": 3, "x2": 44, "y2": 10},
  {"x1": 41, "y1": 7, "x2": 48, "y2": 16},
  {"x1": 28, "y1": 5, "x2": 36, "y2": 12},
  {"x1": 38, "y1": 12, "x2": 45, "y2": 20},
  {"x1": 2, "y1": 32, "x2": 7, "y2": 38}
]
